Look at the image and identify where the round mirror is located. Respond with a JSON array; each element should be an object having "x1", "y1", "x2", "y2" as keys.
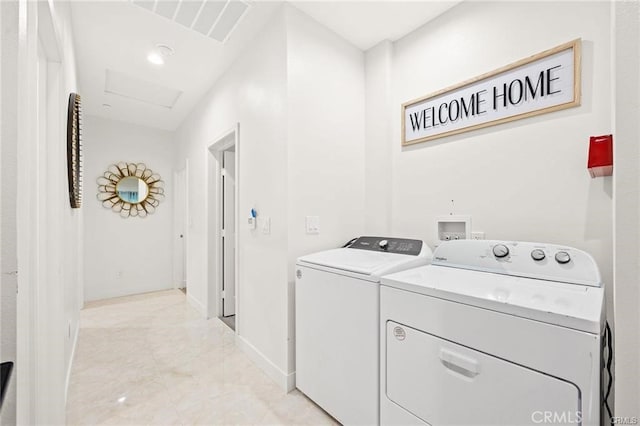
[
  {"x1": 116, "y1": 176, "x2": 149, "y2": 204},
  {"x1": 97, "y1": 162, "x2": 165, "y2": 218}
]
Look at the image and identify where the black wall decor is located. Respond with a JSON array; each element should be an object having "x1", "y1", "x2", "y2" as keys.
[{"x1": 67, "y1": 93, "x2": 83, "y2": 208}]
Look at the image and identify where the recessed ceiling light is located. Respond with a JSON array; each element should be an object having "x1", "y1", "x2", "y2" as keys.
[
  {"x1": 147, "y1": 52, "x2": 164, "y2": 65},
  {"x1": 147, "y1": 44, "x2": 174, "y2": 66}
]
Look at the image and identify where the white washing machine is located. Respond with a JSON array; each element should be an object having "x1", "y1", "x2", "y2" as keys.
[
  {"x1": 380, "y1": 240, "x2": 605, "y2": 426},
  {"x1": 295, "y1": 236, "x2": 432, "y2": 425}
]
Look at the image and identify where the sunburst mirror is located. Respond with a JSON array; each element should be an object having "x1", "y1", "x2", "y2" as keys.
[{"x1": 96, "y1": 162, "x2": 165, "y2": 218}]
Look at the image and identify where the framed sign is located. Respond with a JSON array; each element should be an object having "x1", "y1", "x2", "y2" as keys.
[{"x1": 402, "y1": 39, "x2": 581, "y2": 146}]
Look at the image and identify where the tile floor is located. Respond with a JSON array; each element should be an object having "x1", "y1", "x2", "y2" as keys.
[{"x1": 66, "y1": 290, "x2": 337, "y2": 425}]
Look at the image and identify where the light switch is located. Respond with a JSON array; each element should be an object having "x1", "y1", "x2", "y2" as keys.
[
  {"x1": 306, "y1": 216, "x2": 320, "y2": 234},
  {"x1": 262, "y1": 217, "x2": 271, "y2": 235}
]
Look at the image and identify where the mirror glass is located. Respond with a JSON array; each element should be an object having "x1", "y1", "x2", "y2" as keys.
[{"x1": 116, "y1": 176, "x2": 149, "y2": 204}]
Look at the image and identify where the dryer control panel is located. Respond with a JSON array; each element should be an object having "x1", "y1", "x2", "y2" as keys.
[
  {"x1": 349, "y1": 236, "x2": 423, "y2": 256},
  {"x1": 431, "y1": 240, "x2": 602, "y2": 287}
]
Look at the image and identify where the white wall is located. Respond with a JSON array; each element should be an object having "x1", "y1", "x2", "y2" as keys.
[
  {"x1": 0, "y1": 0, "x2": 84, "y2": 423},
  {"x1": 285, "y1": 6, "x2": 366, "y2": 375},
  {"x1": 173, "y1": 5, "x2": 366, "y2": 390},
  {"x1": 613, "y1": 0, "x2": 640, "y2": 416},
  {"x1": 285, "y1": 5, "x2": 365, "y2": 269},
  {"x1": 55, "y1": 3, "x2": 84, "y2": 415},
  {"x1": 83, "y1": 115, "x2": 174, "y2": 301},
  {"x1": 0, "y1": 2, "x2": 19, "y2": 423},
  {"x1": 364, "y1": 40, "x2": 393, "y2": 235},
  {"x1": 365, "y1": 1, "x2": 613, "y2": 310},
  {"x1": 174, "y1": 7, "x2": 290, "y2": 381}
]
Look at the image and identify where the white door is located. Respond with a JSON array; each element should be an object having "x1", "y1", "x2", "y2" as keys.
[
  {"x1": 174, "y1": 167, "x2": 187, "y2": 289},
  {"x1": 222, "y1": 150, "x2": 235, "y2": 316}
]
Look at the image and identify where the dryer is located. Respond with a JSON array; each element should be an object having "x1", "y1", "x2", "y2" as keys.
[
  {"x1": 296, "y1": 236, "x2": 432, "y2": 425},
  {"x1": 380, "y1": 240, "x2": 605, "y2": 426}
]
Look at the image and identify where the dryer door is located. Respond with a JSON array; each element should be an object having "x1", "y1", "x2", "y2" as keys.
[{"x1": 385, "y1": 321, "x2": 581, "y2": 426}]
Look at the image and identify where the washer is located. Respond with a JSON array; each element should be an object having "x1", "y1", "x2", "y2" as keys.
[
  {"x1": 380, "y1": 240, "x2": 605, "y2": 426},
  {"x1": 295, "y1": 236, "x2": 432, "y2": 425}
]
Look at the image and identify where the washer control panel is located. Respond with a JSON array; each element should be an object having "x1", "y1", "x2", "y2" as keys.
[
  {"x1": 349, "y1": 236, "x2": 423, "y2": 256},
  {"x1": 431, "y1": 240, "x2": 602, "y2": 287}
]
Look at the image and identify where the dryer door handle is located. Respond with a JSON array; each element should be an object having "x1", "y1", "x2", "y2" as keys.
[{"x1": 439, "y1": 348, "x2": 480, "y2": 378}]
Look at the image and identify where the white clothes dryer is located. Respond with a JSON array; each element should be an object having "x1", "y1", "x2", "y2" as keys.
[
  {"x1": 296, "y1": 236, "x2": 432, "y2": 425},
  {"x1": 380, "y1": 240, "x2": 605, "y2": 426}
]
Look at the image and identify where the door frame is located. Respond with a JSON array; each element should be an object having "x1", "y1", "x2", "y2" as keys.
[
  {"x1": 172, "y1": 160, "x2": 188, "y2": 290},
  {"x1": 206, "y1": 124, "x2": 239, "y2": 331},
  {"x1": 15, "y1": 1, "x2": 66, "y2": 423}
]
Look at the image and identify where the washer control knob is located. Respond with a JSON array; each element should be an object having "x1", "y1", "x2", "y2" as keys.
[
  {"x1": 492, "y1": 244, "x2": 509, "y2": 258},
  {"x1": 531, "y1": 249, "x2": 546, "y2": 261},
  {"x1": 555, "y1": 251, "x2": 571, "y2": 264},
  {"x1": 379, "y1": 240, "x2": 389, "y2": 250}
]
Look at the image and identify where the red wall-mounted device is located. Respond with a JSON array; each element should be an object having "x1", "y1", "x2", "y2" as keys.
[{"x1": 588, "y1": 134, "x2": 613, "y2": 178}]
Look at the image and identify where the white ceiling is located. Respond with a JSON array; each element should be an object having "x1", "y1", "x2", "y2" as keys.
[
  {"x1": 289, "y1": 1, "x2": 461, "y2": 51},
  {"x1": 71, "y1": 1, "x2": 461, "y2": 131},
  {"x1": 71, "y1": 1, "x2": 281, "y2": 131}
]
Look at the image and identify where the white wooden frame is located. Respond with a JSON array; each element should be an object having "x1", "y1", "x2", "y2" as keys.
[
  {"x1": 402, "y1": 39, "x2": 582, "y2": 146},
  {"x1": 207, "y1": 124, "x2": 239, "y2": 333},
  {"x1": 16, "y1": 0, "x2": 71, "y2": 423}
]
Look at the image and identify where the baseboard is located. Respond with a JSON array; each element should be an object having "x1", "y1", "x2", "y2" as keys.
[
  {"x1": 236, "y1": 335, "x2": 296, "y2": 392},
  {"x1": 286, "y1": 370, "x2": 296, "y2": 392},
  {"x1": 186, "y1": 292, "x2": 206, "y2": 317},
  {"x1": 64, "y1": 323, "x2": 80, "y2": 404}
]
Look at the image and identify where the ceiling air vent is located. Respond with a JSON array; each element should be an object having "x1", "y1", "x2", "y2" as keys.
[{"x1": 131, "y1": 0, "x2": 250, "y2": 43}]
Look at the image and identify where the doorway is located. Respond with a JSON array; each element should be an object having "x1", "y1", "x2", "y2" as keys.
[
  {"x1": 173, "y1": 162, "x2": 188, "y2": 293},
  {"x1": 221, "y1": 148, "x2": 236, "y2": 319},
  {"x1": 207, "y1": 124, "x2": 239, "y2": 332}
]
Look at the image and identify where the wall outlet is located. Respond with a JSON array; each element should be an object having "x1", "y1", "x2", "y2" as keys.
[
  {"x1": 471, "y1": 232, "x2": 485, "y2": 240},
  {"x1": 305, "y1": 216, "x2": 320, "y2": 234},
  {"x1": 262, "y1": 217, "x2": 271, "y2": 235}
]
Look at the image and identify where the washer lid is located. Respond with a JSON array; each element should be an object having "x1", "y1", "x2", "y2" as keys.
[
  {"x1": 381, "y1": 265, "x2": 604, "y2": 333},
  {"x1": 297, "y1": 239, "x2": 431, "y2": 280}
]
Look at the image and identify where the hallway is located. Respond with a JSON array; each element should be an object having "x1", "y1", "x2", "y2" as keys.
[{"x1": 66, "y1": 290, "x2": 335, "y2": 425}]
